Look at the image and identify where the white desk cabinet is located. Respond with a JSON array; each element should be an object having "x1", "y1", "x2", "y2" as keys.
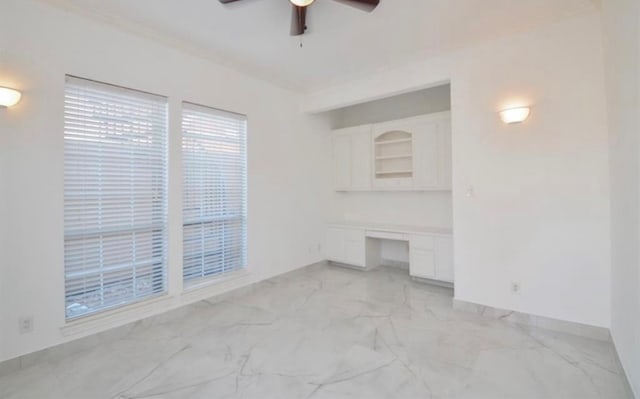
[
  {"x1": 410, "y1": 234, "x2": 453, "y2": 282},
  {"x1": 327, "y1": 223, "x2": 454, "y2": 284},
  {"x1": 326, "y1": 227, "x2": 366, "y2": 268},
  {"x1": 410, "y1": 248, "x2": 437, "y2": 279},
  {"x1": 434, "y1": 236, "x2": 454, "y2": 282},
  {"x1": 409, "y1": 234, "x2": 436, "y2": 278}
]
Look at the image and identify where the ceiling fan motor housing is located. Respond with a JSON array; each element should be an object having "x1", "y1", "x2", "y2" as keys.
[{"x1": 219, "y1": 0, "x2": 380, "y2": 36}]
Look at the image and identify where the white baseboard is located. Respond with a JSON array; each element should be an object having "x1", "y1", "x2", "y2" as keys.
[{"x1": 452, "y1": 298, "x2": 611, "y2": 341}]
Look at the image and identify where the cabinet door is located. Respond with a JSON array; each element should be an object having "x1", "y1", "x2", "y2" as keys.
[
  {"x1": 350, "y1": 129, "x2": 372, "y2": 190},
  {"x1": 413, "y1": 121, "x2": 440, "y2": 189},
  {"x1": 435, "y1": 236, "x2": 454, "y2": 282},
  {"x1": 410, "y1": 248, "x2": 436, "y2": 279},
  {"x1": 326, "y1": 227, "x2": 345, "y2": 262},
  {"x1": 332, "y1": 135, "x2": 351, "y2": 191},
  {"x1": 327, "y1": 228, "x2": 365, "y2": 267},
  {"x1": 343, "y1": 228, "x2": 365, "y2": 267},
  {"x1": 438, "y1": 120, "x2": 452, "y2": 190},
  {"x1": 345, "y1": 238, "x2": 365, "y2": 267}
]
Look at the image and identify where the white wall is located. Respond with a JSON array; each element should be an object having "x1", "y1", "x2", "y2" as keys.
[
  {"x1": 602, "y1": 0, "x2": 640, "y2": 396},
  {"x1": 0, "y1": 0, "x2": 331, "y2": 362},
  {"x1": 305, "y1": 12, "x2": 612, "y2": 328},
  {"x1": 331, "y1": 192, "x2": 453, "y2": 230}
]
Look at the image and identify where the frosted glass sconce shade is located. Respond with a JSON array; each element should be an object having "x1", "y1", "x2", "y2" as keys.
[
  {"x1": 499, "y1": 106, "x2": 531, "y2": 124},
  {"x1": 0, "y1": 87, "x2": 22, "y2": 108}
]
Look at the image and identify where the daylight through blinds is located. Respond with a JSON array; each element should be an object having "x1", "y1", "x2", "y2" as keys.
[
  {"x1": 64, "y1": 76, "x2": 168, "y2": 319},
  {"x1": 182, "y1": 102, "x2": 247, "y2": 285}
]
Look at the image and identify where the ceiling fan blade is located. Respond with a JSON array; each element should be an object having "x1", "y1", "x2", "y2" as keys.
[
  {"x1": 290, "y1": 5, "x2": 307, "y2": 36},
  {"x1": 218, "y1": 0, "x2": 244, "y2": 3},
  {"x1": 332, "y1": 0, "x2": 380, "y2": 12}
]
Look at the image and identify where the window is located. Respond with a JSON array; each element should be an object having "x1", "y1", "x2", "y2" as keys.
[
  {"x1": 64, "y1": 76, "x2": 168, "y2": 319},
  {"x1": 182, "y1": 102, "x2": 247, "y2": 285}
]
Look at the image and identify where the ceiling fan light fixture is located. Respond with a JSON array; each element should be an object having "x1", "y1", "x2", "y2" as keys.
[{"x1": 290, "y1": 0, "x2": 315, "y2": 6}]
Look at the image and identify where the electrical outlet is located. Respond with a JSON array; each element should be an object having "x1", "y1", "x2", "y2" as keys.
[
  {"x1": 511, "y1": 282, "x2": 521, "y2": 295},
  {"x1": 466, "y1": 186, "x2": 475, "y2": 198},
  {"x1": 19, "y1": 317, "x2": 34, "y2": 334}
]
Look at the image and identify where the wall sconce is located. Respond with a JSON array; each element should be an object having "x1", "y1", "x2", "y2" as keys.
[
  {"x1": 499, "y1": 106, "x2": 530, "y2": 124},
  {"x1": 0, "y1": 86, "x2": 22, "y2": 108}
]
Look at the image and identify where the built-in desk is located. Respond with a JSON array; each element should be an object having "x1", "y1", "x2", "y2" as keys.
[{"x1": 326, "y1": 222, "x2": 454, "y2": 284}]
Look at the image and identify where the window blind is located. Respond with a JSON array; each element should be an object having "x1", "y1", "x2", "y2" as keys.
[
  {"x1": 64, "y1": 76, "x2": 168, "y2": 319},
  {"x1": 182, "y1": 102, "x2": 247, "y2": 285}
]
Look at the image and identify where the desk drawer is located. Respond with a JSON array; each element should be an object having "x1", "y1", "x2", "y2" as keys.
[
  {"x1": 410, "y1": 234, "x2": 435, "y2": 250},
  {"x1": 366, "y1": 230, "x2": 408, "y2": 241},
  {"x1": 344, "y1": 228, "x2": 365, "y2": 242}
]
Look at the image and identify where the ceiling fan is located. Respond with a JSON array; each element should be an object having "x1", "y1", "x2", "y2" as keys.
[{"x1": 219, "y1": 0, "x2": 380, "y2": 36}]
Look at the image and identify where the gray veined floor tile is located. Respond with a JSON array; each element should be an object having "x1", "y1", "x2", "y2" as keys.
[{"x1": 0, "y1": 264, "x2": 631, "y2": 399}]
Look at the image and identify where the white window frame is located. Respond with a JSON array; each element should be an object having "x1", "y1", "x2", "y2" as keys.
[
  {"x1": 63, "y1": 75, "x2": 169, "y2": 320},
  {"x1": 181, "y1": 101, "x2": 248, "y2": 286}
]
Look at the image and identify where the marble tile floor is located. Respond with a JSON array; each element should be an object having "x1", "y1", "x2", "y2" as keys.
[{"x1": 0, "y1": 264, "x2": 632, "y2": 399}]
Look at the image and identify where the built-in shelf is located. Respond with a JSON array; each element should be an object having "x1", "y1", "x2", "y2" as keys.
[
  {"x1": 375, "y1": 154, "x2": 412, "y2": 160},
  {"x1": 375, "y1": 170, "x2": 413, "y2": 175},
  {"x1": 375, "y1": 138, "x2": 412, "y2": 146},
  {"x1": 374, "y1": 130, "x2": 413, "y2": 181}
]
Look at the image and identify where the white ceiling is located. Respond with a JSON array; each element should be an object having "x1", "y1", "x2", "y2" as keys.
[{"x1": 41, "y1": 0, "x2": 598, "y2": 92}]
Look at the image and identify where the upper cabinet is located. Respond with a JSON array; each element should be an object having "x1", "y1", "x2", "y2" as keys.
[
  {"x1": 332, "y1": 112, "x2": 451, "y2": 192},
  {"x1": 332, "y1": 125, "x2": 373, "y2": 191}
]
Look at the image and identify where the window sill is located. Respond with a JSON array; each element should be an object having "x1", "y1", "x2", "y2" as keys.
[
  {"x1": 181, "y1": 268, "x2": 253, "y2": 303},
  {"x1": 60, "y1": 270, "x2": 253, "y2": 338},
  {"x1": 61, "y1": 293, "x2": 173, "y2": 338}
]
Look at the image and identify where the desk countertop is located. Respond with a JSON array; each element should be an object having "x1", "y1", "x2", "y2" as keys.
[{"x1": 328, "y1": 221, "x2": 453, "y2": 236}]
